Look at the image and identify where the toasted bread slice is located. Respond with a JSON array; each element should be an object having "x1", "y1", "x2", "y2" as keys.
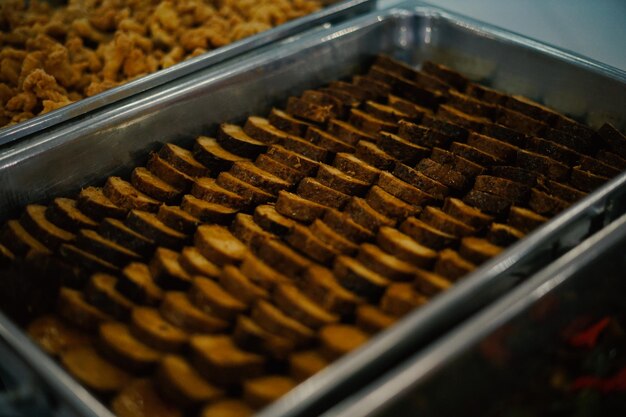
[
  {"x1": 279, "y1": 133, "x2": 329, "y2": 162},
  {"x1": 526, "y1": 136, "x2": 581, "y2": 166},
  {"x1": 355, "y1": 305, "x2": 397, "y2": 333},
  {"x1": 303, "y1": 266, "x2": 362, "y2": 316},
  {"x1": 256, "y1": 239, "x2": 312, "y2": 280},
  {"x1": 570, "y1": 167, "x2": 609, "y2": 193},
  {"x1": 160, "y1": 292, "x2": 228, "y2": 334},
  {"x1": 268, "y1": 108, "x2": 313, "y2": 136},
  {"x1": 376, "y1": 172, "x2": 434, "y2": 206},
  {"x1": 254, "y1": 154, "x2": 303, "y2": 184},
  {"x1": 507, "y1": 206, "x2": 548, "y2": 233},
  {"x1": 535, "y1": 177, "x2": 586, "y2": 203},
  {"x1": 156, "y1": 355, "x2": 224, "y2": 408},
  {"x1": 253, "y1": 204, "x2": 295, "y2": 236},
  {"x1": 251, "y1": 300, "x2": 314, "y2": 347},
  {"x1": 112, "y1": 379, "x2": 182, "y2": 417},
  {"x1": 490, "y1": 165, "x2": 537, "y2": 186},
  {"x1": 349, "y1": 108, "x2": 397, "y2": 135},
  {"x1": 289, "y1": 350, "x2": 329, "y2": 382},
  {"x1": 216, "y1": 172, "x2": 275, "y2": 206},
  {"x1": 240, "y1": 253, "x2": 291, "y2": 290},
  {"x1": 200, "y1": 400, "x2": 253, "y2": 417},
  {"x1": 316, "y1": 163, "x2": 370, "y2": 196},
  {"x1": 150, "y1": 247, "x2": 192, "y2": 290},
  {"x1": 130, "y1": 307, "x2": 188, "y2": 352},
  {"x1": 399, "y1": 217, "x2": 457, "y2": 250},
  {"x1": 218, "y1": 123, "x2": 269, "y2": 157},
  {"x1": 365, "y1": 186, "x2": 420, "y2": 220},
  {"x1": 57, "y1": 287, "x2": 111, "y2": 330},
  {"x1": 230, "y1": 213, "x2": 275, "y2": 251},
  {"x1": 319, "y1": 324, "x2": 368, "y2": 360},
  {"x1": 118, "y1": 262, "x2": 163, "y2": 306},
  {"x1": 286, "y1": 96, "x2": 334, "y2": 124},
  {"x1": 189, "y1": 276, "x2": 247, "y2": 321},
  {"x1": 275, "y1": 190, "x2": 327, "y2": 223},
  {"x1": 474, "y1": 175, "x2": 530, "y2": 205},
  {"x1": 98, "y1": 322, "x2": 160, "y2": 372},
  {"x1": 430, "y1": 147, "x2": 486, "y2": 178},
  {"x1": 414, "y1": 268, "x2": 452, "y2": 297},
  {"x1": 179, "y1": 246, "x2": 220, "y2": 279},
  {"x1": 159, "y1": 143, "x2": 208, "y2": 178},
  {"x1": 194, "y1": 224, "x2": 248, "y2": 266},
  {"x1": 438, "y1": 105, "x2": 490, "y2": 131},
  {"x1": 422, "y1": 61, "x2": 468, "y2": 90},
  {"x1": 377, "y1": 226, "x2": 437, "y2": 269},
  {"x1": 459, "y1": 237, "x2": 503, "y2": 264},
  {"x1": 466, "y1": 83, "x2": 508, "y2": 104},
  {"x1": 463, "y1": 189, "x2": 511, "y2": 215},
  {"x1": 244, "y1": 116, "x2": 290, "y2": 144},
  {"x1": 61, "y1": 345, "x2": 131, "y2": 394},
  {"x1": 486, "y1": 223, "x2": 525, "y2": 247},
  {"x1": 415, "y1": 158, "x2": 467, "y2": 191},
  {"x1": 234, "y1": 315, "x2": 295, "y2": 361},
  {"x1": 85, "y1": 273, "x2": 134, "y2": 319},
  {"x1": 297, "y1": 177, "x2": 350, "y2": 210},
  {"x1": 393, "y1": 163, "x2": 449, "y2": 201},
  {"x1": 193, "y1": 136, "x2": 248, "y2": 175},
  {"x1": 76, "y1": 229, "x2": 142, "y2": 267},
  {"x1": 447, "y1": 90, "x2": 496, "y2": 119},
  {"x1": 127, "y1": 210, "x2": 187, "y2": 249},
  {"x1": 528, "y1": 188, "x2": 569, "y2": 216},
  {"x1": 333, "y1": 152, "x2": 381, "y2": 184},
  {"x1": 327, "y1": 119, "x2": 376, "y2": 145},
  {"x1": 333, "y1": 255, "x2": 389, "y2": 302},
  {"x1": 378, "y1": 131, "x2": 430, "y2": 164},
  {"x1": 322, "y1": 208, "x2": 374, "y2": 243},
  {"x1": 59, "y1": 243, "x2": 117, "y2": 273},
  {"x1": 273, "y1": 284, "x2": 339, "y2": 329},
  {"x1": 219, "y1": 265, "x2": 269, "y2": 305},
  {"x1": 497, "y1": 106, "x2": 547, "y2": 136},
  {"x1": 27, "y1": 315, "x2": 91, "y2": 357},
  {"x1": 99, "y1": 218, "x2": 155, "y2": 257},
  {"x1": 157, "y1": 204, "x2": 201, "y2": 234},
  {"x1": 131, "y1": 167, "x2": 182, "y2": 203},
  {"x1": 46, "y1": 198, "x2": 98, "y2": 232},
  {"x1": 397, "y1": 120, "x2": 451, "y2": 149},
  {"x1": 354, "y1": 140, "x2": 396, "y2": 170},
  {"x1": 77, "y1": 186, "x2": 126, "y2": 220},
  {"x1": 305, "y1": 126, "x2": 355, "y2": 154},
  {"x1": 364, "y1": 100, "x2": 410, "y2": 123},
  {"x1": 434, "y1": 249, "x2": 476, "y2": 281},
  {"x1": 467, "y1": 132, "x2": 518, "y2": 162},
  {"x1": 345, "y1": 197, "x2": 396, "y2": 231},
  {"x1": 450, "y1": 142, "x2": 502, "y2": 167},
  {"x1": 285, "y1": 223, "x2": 339, "y2": 265},
  {"x1": 21, "y1": 204, "x2": 75, "y2": 250},
  {"x1": 381, "y1": 283, "x2": 428, "y2": 317},
  {"x1": 191, "y1": 177, "x2": 249, "y2": 209},
  {"x1": 104, "y1": 176, "x2": 161, "y2": 212},
  {"x1": 243, "y1": 375, "x2": 296, "y2": 409},
  {"x1": 442, "y1": 198, "x2": 493, "y2": 229},
  {"x1": 357, "y1": 243, "x2": 418, "y2": 281},
  {"x1": 229, "y1": 161, "x2": 291, "y2": 195},
  {"x1": 309, "y1": 219, "x2": 359, "y2": 257},
  {"x1": 266, "y1": 145, "x2": 319, "y2": 176},
  {"x1": 147, "y1": 153, "x2": 194, "y2": 191}
]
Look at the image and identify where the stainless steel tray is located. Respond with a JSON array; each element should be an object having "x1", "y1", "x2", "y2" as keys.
[
  {"x1": 320, "y1": 212, "x2": 626, "y2": 417},
  {"x1": 0, "y1": 0, "x2": 375, "y2": 147},
  {"x1": 0, "y1": 3, "x2": 625, "y2": 417}
]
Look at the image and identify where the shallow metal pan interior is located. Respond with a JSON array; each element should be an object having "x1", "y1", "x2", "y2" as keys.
[
  {"x1": 0, "y1": 0, "x2": 376, "y2": 147},
  {"x1": 0, "y1": 3, "x2": 625, "y2": 417},
  {"x1": 320, "y1": 211, "x2": 626, "y2": 417}
]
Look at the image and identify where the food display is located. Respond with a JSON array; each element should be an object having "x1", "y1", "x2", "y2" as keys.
[
  {"x1": 0, "y1": 53, "x2": 625, "y2": 416},
  {"x1": 0, "y1": 0, "x2": 323, "y2": 128}
]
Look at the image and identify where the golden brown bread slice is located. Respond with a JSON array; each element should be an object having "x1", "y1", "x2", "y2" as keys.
[
  {"x1": 515, "y1": 149, "x2": 569, "y2": 181},
  {"x1": 486, "y1": 223, "x2": 525, "y2": 247},
  {"x1": 377, "y1": 226, "x2": 437, "y2": 269},
  {"x1": 159, "y1": 143, "x2": 208, "y2": 178},
  {"x1": 434, "y1": 249, "x2": 476, "y2": 281},
  {"x1": 365, "y1": 186, "x2": 420, "y2": 220},
  {"x1": 240, "y1": 253, "x2": 292, "y2": 290},
  {"x1": 357, "y1": 243, "x2": 418, "y2": 281},
  {"x1": 345, "y1": 197, "x2": 396, "y2": 231},
  {"x1": 256, "y1": 239, "x2": 312, "y2": 280},
  {"x1": 289, "y1": 350, "x2": 329, "y2": 382},
  {"x1": 146, "y1": 153, "x2": 194, "y2": 191},
  {"x1": 355, "y1": 305, "x2": 397, "y2": 333},
  {"x1": 149, "y1": 247, "x2": 192, "y2": 290},
  {"x1": 157, "y1": 204, "x2": 201, "y2": 234},
  {"x1": 275, "y1": 190, "x2": 327, "y2": 223},
  {"x1": 179, "y1": 246, "x2": 220, "y2": 279},
  {"x1": 507, "y1": 206, "x2": 548, "y2": 233},
  {"x1": 57, "y1": 287, "x2": 112, "y2": 330},
  {"x1": 268, "y1": 108, "x2": 314, "y2": 137},
  {"x1": 266, "y1": 145, "x2": 320, "y2": 176},
  {"x1": 316, "y1": 163, "x2": 370, "y2": 196},
  {"x1": 77, "y1": 186, "x2": 127, "y2": 220},
  {"x1": 309, "y1": 219, "x2": 359, "y2": 257},
  {"x1": 46, "y1": 198, "x2": 98, "y2": 232},
  {"x1": 231, "y1": 213, "x2": 276, "y2": 251},
  {"x1": 99, "y1": 218, "x2": 155, "y2": 257},
  {"x1": 442, "y1": 198, "x2": 493, "y2": 229},
  {"x1": 130, "y1": 307, "x2": 188, "y2": 352},
  {"x1": 27, "y1": 315, "x2": 92, "y2": 357},
  {"x1": 381, "y1": 283, "x2": 428, "y2": 317},
  {"x1": 376, "y1": 172, "x2": 434, "y2": 206},
  {"x1": 305, "y1": 126, "x2": 355, "y2": 154},
  {"x1": 254, "y1": 154, "x2": 304, "y2": 184},
  {"x1": 297, "y1": 177, "x2": 351, "y2": 210},
  {"x1": 59, "y1": 244, "x2": 118, "y2": 273},
  {"x1": 229, "y1": 161, "x2": 292, "y2": 194},
  {"x1": 285, "y1": 223, "x2": 339, "y2": 265},
  {"x1": 415, "y1": 158, "x2": 467, "y2": 192},
  {"x1": 319, "y1": 324, "x2": 369, "y2": 360},
  {"x1": 303, "y1": 266, "x2": 363, "y2": 316},
  {"x1": 219, "y1": 123, "x2": 269, "y2": 157},
  {"x1": 218, "y1": 265, "x2": 270, "y2": 305},
  {"x1": 216, "y1": 172, "x2": 275, "y2": 206},
  {"x1": 193, "y1": 136, "x2": 248, "y2": 175},
  {"x1": 112, "y1": 379, "x2": 182, "y2": 417},
  {"x1": 377, "y1": 131, "x2": 430, "y2": 164},
  {"x1": 399, "y1": 217, "x2": 458, "y2": 250},
  {"x1": 420, "y1": 206, "x2": 476, "y2": 237},
  {"x1": 286, "y1": 96, "x2": 334, "y2": 124},
  {"x1": 392, "y1": 162, "x2": 449, "y2": 201},
  {"x1": 61, "y1": 345, "x2": 131, "y2": 394},
  {"x1": 459, "y1": 237, "x2": 503, "y2": 264},
  {"x1": 85, "y1": 273, "x2": 134, "y2": 320},
  {"x1": 194, "y1": 224, "x2": 248, "y2": 266},
  {"x1": 251, "y1": 300, "x2": 314, "y2": 347},
  {"x1": 76, "y1": 229, "x2": 142, "y2": 267},
  {"x1": 333, "y1": 255, "x2": 390, "y2": 301},
  {"x1": 191, "y1": 177, "x2": 249, "y2": 210},
  {"x1": 322, "y1": 208, "x2": 375, "y2": 243},
  {"x1": 333, "y1": 152, "x2": 381, "y2": 184},
  {"x1": 126, "y1": 210, "x2": 188, "y2": 249},
  {"x1": 156, "y1": 355, "x2": 224, "y2": 408},
  {"x1": 104, "y1": 177, "x2": 161, "y2": 212},
  {"x1": 191, "y1": 335, "x2": 265, "y2": 386},
  {"x1": 243, "y1": 375, "x2": 297, "y2": 409},
  {"x1": 327, "y1": 119, "x2": 376, "y2": 145},
  {"x1": 189, "y1": 276, "x2": 248, "y2": 321},
  {"x1": 273, "y1": 284, "x2": 339, "y2": 329},
  {"x1": 118, "y1": 262, "x2": 163, "y2": 306},
  {"x1": 354, "y1": 140, "x2": 396, "y2": 170},
  {"x1": 131, "y1": 167, "x2": 182, "y2": 203},
  {"x1": 414, "y1": 269, "x2": 452, "y2": 297},
  {"x1": 233, "y1": 315, "x2": 295, "y2": 361},
  {"x1": 20, "y1": 204, "x2": 75, "y2": 250},
  {"x1": 160, "y1": 292, "x2": 229, "y2": 334},
  {"x1": 98, "y1": 322, "x2": 161, "y2": 372},
  {"x1": 253, "y1": 204, "x2": 295, "y2": 236},
  {"x1": 200, "y1": 399, "x2": 253, "y2": 417},
  {"x1": 279, "y1": 133, "x2": 329, "y2": 162}
]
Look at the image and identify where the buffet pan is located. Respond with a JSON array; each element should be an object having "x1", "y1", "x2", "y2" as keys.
[
  {"x1": 0, "y1": 0, "x2": 376, "y2": 147},
  {"x1": 320, "y1": 211, "x2": 626, "y2": 417},
  {"x1": 0, "y1": 2, "x2": 625, "y2": 417}
]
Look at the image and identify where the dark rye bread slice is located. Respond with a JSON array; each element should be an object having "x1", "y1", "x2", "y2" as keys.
[
  {"x1": 552, "y1": 116, "x2": 597, "y2": 150},
  {"x1": 420, "y1": 206, "x2": 476, "y2": 238},
  {"x1": 99, "y1": 218, "x2": 155, "y2": 257},
  {"x1": 353, "y1": 76, "x2": 392, "y2": 100},
  {"x1": 449, "y1": 142, "x2": 502, "y2": 167},
  {"x1": 255, "y1": 154, "x2": 304, "y2": 184},
  {"x1": 365, "y1": 186, "x2": 420, "y2": 220},
  {"x1": 279, "y1": 133, "x2": 329, "y2": 162},
  {"x1": 473, "y1": 175, "x2": 530, "y2": 205},
  {"x1": 598, "y1": 123, "x2": 626, "y2": 158},
  {"x1": 285, "y1": 223, "x2": 339, "y2": 265},
  {"x1": 305, "y1": 126, "x2": 355, "y2": 154},
  {"x1": 77, "y1": 187, "x2": 126, "y2": 220},
  {"x1": 377, "y1": 172, "x2": 434, "y2": 207},
  {"x1": 465, "y1": 83, "x2": 508, "y2": 105},
  {"x1": 229, "y1": 161, "x2": 291, "y2": 194},
  {"x1": 380, "y1": 283, "x2": 428, "y2": 317},
  {"x1": 254, "y1": 204, "x2": 295, "y2": 236},
  {"x1": 240, "y1": 253, "x2": 291, "y2": 291},
  {"x1": 303, "y1": 266, "x2": 362, "y2": 316},
  {"x1": 515, "y1": 149, "x2": 569, "y2": 181},
  {"x1": 126, "y1": 210, "x2": 188, "y2": 250},
  {"x1": 159, "y1": 143, "x2": 209, "y2": 178},
  {"x1": 377, "y1": 226, "x2": 437, "y2": 269},
  {"x1": 422, "y1": 61, "x2": 469, "y2": 91},
  {"x1": 194, "y1": 224, "x2": 248, "y2": 266},
  {"x1": 420, "y1": 114, "x2": 469, "y2": 142},
  {"x1": 487, "y1": 223, "x2": 525, "y2": 247},
  {"x1": 46, "y1": 198, "x2": 98, "y2": 232},
  {"x1": 434, "y1": 249, "x2": 476, "y2": 281},
  {"x1": 301, "y1": 89, "x2": 346, "y2": 116},
  {"x1": 333, "y1": 256, "x2": 389, "y2": 302},
  {"x1": 146, "y1": 153, "x2": 194, "y2": 191},
  {"x1": 430, "y1": 147, "x2": 486, "y2": 179},
  {"x1": 536, "y1": 177, "x2": 586, "y2": 203},
  {"x1": 103, "y1": 177, "x2": 161, "y2": 213},
  {"x1": 158, "y1": 203, "x2": 202, "y2": 233},
  {"x1": 526, "y1": 136, "x2": 581, "y2": 166},
  {"x1": 193, "y1": 136, "x2": 248, "y2": 175},
  {"x1": 579, "y1": 155, "x2": 621, "y2": 178},
  {"x1": 191, "y1": 177, "x2": 249, "y2": 210},
  {"x1": 327, "y1": 119, "x2": 376, "y2": 145},
  {"x1": 377, "y1": 131, "x2": 430, "y2": 164},
  {"x1": 219, "y1": 123, "x2": 269, "y2": 157},
  {"x1": 179, "y1": 247, "x2": 221, "y2": 280},
  {"x1": 268, "y1": 108, "x2": 313, "y2": 137},
  {"x1": 245, "y1": 116, "x2": 291, "y2": 145},
  {"x1": 131, "y1": 167, "x2": 182, "y2": 203},
  {"x1": 320, "y1": 87, "x2": 361, "y2": 108},
  {"x1": 399, "y1": 217, "x2": 457, "y2": 250},
  {"x1": 466, "y1": 132, "x2": 518, "y2": 163},
  {"x1": 182, "y1": 194, "x2": 239, "y2": 224},
  {"x1": 21, "y1": 204, "x2": 75, "y2": 250},
  {"x1": 149, "y1": 247, "x2": 192, "y2": 290},
  {"x1": 256, "y1": 239, "x2": 312, "y2": 281},
  {"x1": 75, "y1": 229, "x2": 141, "y2": 267},
  {"x1": 528, "y1": 189, "x2": 569, "y2": 217},
  {"x1": 309, "y1": 219, "x2": 359, "y2": 256},
  {"x1": 349, "y1": 108, "x2": 397, "y2": 135},
  {"x1": 117, "y1": 262, "x2": 163, "y2": 306},
  {"x1": 490, "y1": 166, "x2": 537, "y2": 186},
  {"x1": 333, "y1": 152, "x2": 381, "y2": 184},
  {"x1": 355, "y1": 140, "x2": 396, "y2": 170},
  {"x1": 230, "y1": 213, "x2": 276, "y2": 251},
  {"x1": 387, "y1": 94, "x2": 432, "y2": 120},
  {"x1": 266, "y1": 145, "x2": 319, "y2": 177},
  {"x1": 570, "y1": 167, "x2": 609, "y2": 193},
  {"x1": 286, "y1": 96, "x2": 334, "y2": 124},
  {"x1": 214, "y1": 267, "x2": 268, "y2": 311},
  {"x1": 1, "y1": 220, "x2": 51, "y2": 256},
  {"x1": 497, "y1": 106, "x2": 547, "y2": 136},
  {"x1": 84, "y1": 273, "x2": 134, "y2": 320},
  {"x1": 504, "y1": 95, "x2": 561, "y2": 124},
  {"x1": 297, "y1": 177, "x2": 350, "y2": 210},
  {"x1": 392, "y1": 163, "x2": 449, "y2": 201},
  {"x1": 415, "y1": 158, "x2": 467, "y2": 192},
  {"x1": 216, "y1": 172, "x2": 275, "y2": 206},
  {"x1": 345, "y1": 197, "x2": 396, "y2": 232},
  {"x1": 508, "y1": 206, "x2": 548, "y2": 233},
  {"x1": 322, "y1": 208, "x2": 375, "y2": 243},
  {"x1": 459, "y1": 237, "x2": 503, "y2": 264},
  {"x1": 442, "y1": 198, "x2": 493, "y2": 229},
  {"x1": 463, "y1": 189, "x2": 511, "y2": 216},
  {"x1": 447, "y1": 90, "x2": 497, "y2": 119},
  {"x1": 357, "y1": 243, "x2": 418, "y2": 281},
  {"x1": 481, "y1": 122, "x2": 528, "y2": 148},
  {"x1": 364, "y1": 101, "x2": 411, "y2": 123},
  {"x1": 437, "y1": 105, "x2": 490, "y2": 132},
  {"x1": 316, "y1": 163, "x2": 370, "y2": 196},
  {"x1": 275, "y1": 191, "x2": 327, "y2": 223}
]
